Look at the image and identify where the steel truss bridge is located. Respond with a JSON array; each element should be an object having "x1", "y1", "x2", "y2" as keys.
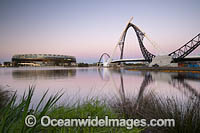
[{"x1": 98, "y1": 18, "x2": 200, "y2": 65}]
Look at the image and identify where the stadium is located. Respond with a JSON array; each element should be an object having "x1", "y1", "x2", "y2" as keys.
[{"x1": 12, "y1": 54, "x2": 76, "y2": 67}]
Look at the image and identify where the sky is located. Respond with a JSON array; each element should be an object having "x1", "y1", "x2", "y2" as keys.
[{"x1": 0, "y1": 0, "x2": 200, "y2": 63}]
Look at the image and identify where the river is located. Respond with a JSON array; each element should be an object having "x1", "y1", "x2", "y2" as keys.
[{"x1": 0, "y1": 67, "x2": 200, "y2": 106}]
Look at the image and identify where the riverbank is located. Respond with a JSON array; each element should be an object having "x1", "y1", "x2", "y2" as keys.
[{"x1": 125, "y1": 66, "x2": 200, "y2": 73}]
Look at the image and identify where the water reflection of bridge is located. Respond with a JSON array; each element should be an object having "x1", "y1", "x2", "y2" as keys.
[{"x1": 98, "y1": 68, "x2": 200, "y2": 103}]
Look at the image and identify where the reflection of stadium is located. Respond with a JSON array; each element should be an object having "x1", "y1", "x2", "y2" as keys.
[
  {"x1": 12, "y1": 54, "x2": 76, "y2": 66},
  {"x1": 12, "y1": 69, "x2": 76, "y2": 79}
]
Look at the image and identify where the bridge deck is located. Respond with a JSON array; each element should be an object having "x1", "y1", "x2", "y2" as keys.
[{"x1": 111, "y1": 57, "x2": 200, "y2": 63}]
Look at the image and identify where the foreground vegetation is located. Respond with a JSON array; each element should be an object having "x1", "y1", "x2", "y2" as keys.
[
  {"x1": 110, "y1": 92, "x2": 200, "y2": 133},
  {"x1": 0, "y1": 87, "x2": 140, "y2": 133},
  {"x1": 0, "y1": 86, "x2": 200, "y2": 133}
]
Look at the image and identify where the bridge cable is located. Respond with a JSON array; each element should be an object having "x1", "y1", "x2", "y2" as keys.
[{"x1": 144, "y1": 33, "x2": 166, "y2": 55}]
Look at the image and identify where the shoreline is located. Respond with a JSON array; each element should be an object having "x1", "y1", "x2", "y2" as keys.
[{"x1": 125, "y1": 66, "x2": 200, "y2": 73}]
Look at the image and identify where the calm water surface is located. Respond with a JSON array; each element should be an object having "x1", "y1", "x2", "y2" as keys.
[{"x1": 0, "y1": 67, "x2": 200, "y2": 105}]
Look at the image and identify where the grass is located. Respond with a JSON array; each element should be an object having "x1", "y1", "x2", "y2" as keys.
[
  {"x1": 0, "y1": 86, "x2": 141, "y2": 133},
  {"x1": 0, "y1": 86, "x2": 63, "y2": 133},
  {"x1": 110, "y1": 92, "x2": 200, "y2": 133},
  {"x1": 0, "y1": 86, "x2": 10, "y2": 109},
  {"x1": 44, "y1": 100, "x2": 141, "y2": 132}
]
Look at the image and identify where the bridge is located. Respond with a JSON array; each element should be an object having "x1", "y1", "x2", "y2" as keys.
[
  {"x1": 111, "y1": 56, "x2": 200, "y2": 63},
  {"x1": 98, "y1": 17, "x2": 200, "y2": 67}
]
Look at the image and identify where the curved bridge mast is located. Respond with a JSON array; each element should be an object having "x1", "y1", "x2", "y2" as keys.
[{"x1": 119, "y1": 23, "x2": 155, "y2": 62}]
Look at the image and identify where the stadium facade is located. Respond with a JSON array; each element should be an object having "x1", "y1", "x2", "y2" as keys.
[{"x1": 12, "y1": 54, "x2": 76, "y2": 67}]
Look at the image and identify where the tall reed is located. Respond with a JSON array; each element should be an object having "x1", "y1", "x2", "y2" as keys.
[
  {"x1": 0, "y1": 86, "x2": 63, "y2": 133},
  {"x1": 110, "y1": 92, "x2": 200, "y2": 133}
]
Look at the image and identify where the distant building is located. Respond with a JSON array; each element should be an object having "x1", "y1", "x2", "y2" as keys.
[
  {"x1": 12, "y1": 54, "x2": 76, "y2": 67},
  {"x1": 177, "y1": 60, "x2": 200, "y2": 68},
  {"x1": 4, "y1": 62, "x2": 12, "y2": 67}
]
